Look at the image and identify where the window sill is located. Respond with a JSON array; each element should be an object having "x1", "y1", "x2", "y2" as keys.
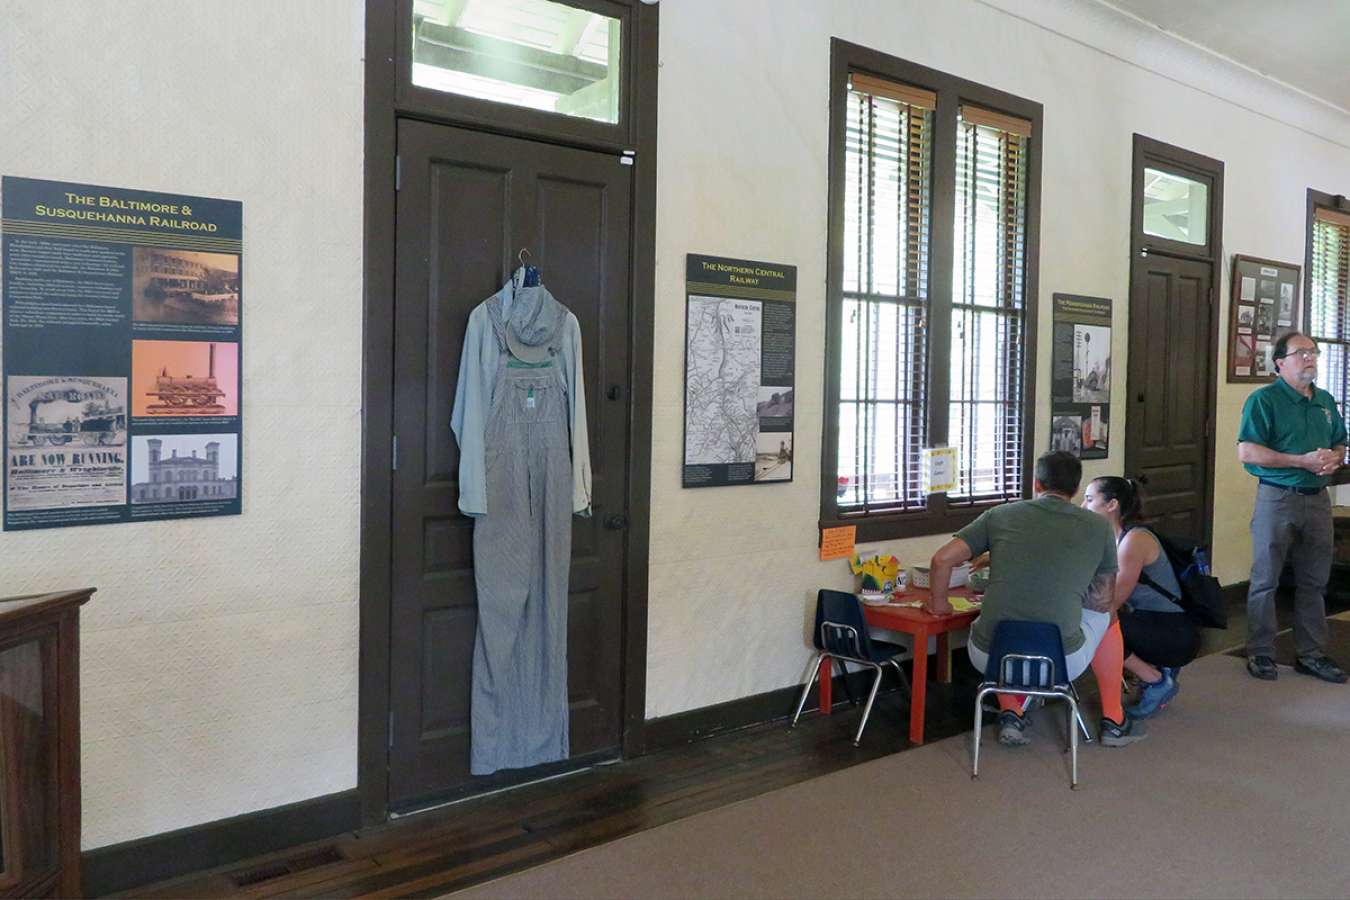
[{"x1": 822, "y1": 496, "x2": 1005, "y2": 543}]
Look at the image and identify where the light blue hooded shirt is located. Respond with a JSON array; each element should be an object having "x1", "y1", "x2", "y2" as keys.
[{"x1": 450, "y1": 270, "x2": 592, "y2": 517}]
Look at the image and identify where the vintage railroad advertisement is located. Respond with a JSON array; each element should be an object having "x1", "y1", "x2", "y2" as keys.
[
  {"x1": 5, "y1": 376, "x2": 128, "y2": 520},
  {"x1": 683, "y1": 254, "x2": 796, "y2": 487},
  {"x1": 1, "y1": 176, "x2": 242, "y2": 529}
]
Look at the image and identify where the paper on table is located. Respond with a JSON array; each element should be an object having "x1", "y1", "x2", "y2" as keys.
[{"x1": 947, "y1": 597, "x2": 981, "y2": 613}]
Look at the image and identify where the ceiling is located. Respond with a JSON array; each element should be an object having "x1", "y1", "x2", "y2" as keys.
[{"x1": 1102, "y1": 0, "x2": 1350, "y2": 112}]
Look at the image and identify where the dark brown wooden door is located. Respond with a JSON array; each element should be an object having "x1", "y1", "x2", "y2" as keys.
[
  {"x1": 1125, "y1": 251, "x2": 1213, "y2": 541},
  {"x1": 388, "y1": 119, "x2": 631, "y2": 808}
]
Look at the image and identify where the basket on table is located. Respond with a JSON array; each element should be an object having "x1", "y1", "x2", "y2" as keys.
[{"x1": 908, "y1": 562, "x2": 970, "y2": 589}]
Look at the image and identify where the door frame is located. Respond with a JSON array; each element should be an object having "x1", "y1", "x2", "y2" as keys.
[
  {"x1": 358, "y1": 0, "x2": 659, "y2": 825},
  {"x1": 1126, "y1": 133, "x2": 1224, "y2": 548}
]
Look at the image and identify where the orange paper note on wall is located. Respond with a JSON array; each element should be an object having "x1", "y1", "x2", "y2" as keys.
[{"x1": 819, "y1": 525, "x2": 856, "y2": 561}]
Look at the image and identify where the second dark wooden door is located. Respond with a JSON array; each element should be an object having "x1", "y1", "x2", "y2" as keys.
[
  {"x1": 1125, "y1": 251, "x2": 1213, "y2": 542},
  {"x1": 388, "y1": 119, "x2": 631, "y2": 808}
]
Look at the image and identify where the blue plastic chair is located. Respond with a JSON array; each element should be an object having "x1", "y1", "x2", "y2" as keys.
[
  {"x1": 971, "y1": 620, "x2": 1088, "y2": 788},
  {"x1": 790, "y1": 590, "x2": 911, "y2": 746}
]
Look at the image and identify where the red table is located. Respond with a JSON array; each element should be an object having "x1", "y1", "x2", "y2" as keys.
[{"x1": 817, "y1": 587, "x2": 980, "y2": 745}]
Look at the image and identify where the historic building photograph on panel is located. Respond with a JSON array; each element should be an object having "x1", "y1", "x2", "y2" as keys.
[
  {"x1": 129, "y1": 434, "x2": 238, "y2": 504},
  {"x1": 132, "y1": 248, "x2": 240, "y2": 326}
]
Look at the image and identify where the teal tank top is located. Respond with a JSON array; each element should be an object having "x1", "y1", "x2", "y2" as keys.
[{"x1": 1124, "y1": 527, "x2": 1184, "y2": 614}]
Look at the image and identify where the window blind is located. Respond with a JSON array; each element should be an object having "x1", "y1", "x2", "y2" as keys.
[
  {"x1": 837, "y1": 75, "x2": 933, "y2": 513},
  {"x1": 1309, "y1": 212, "x2": 1350, "y2": 414},
  {"x1": 949, "y1": 107, "x2": 1030, "y2": 503}
]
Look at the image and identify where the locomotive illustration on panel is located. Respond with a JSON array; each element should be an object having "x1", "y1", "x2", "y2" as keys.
[
  {"x1": 144, "y1": 342, "x2": 227, "y2": 414},
  {"x1": 16, "y1": 389, "x2": 127, "y2": 447}
]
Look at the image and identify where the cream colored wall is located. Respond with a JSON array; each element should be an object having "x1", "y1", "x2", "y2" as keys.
[
  {"x1": 4, "y1": 0, "x2": 1347, "y2": 845},
  {"x1": 0, "y1": 2, "x2": 364, "y2": 847},
  {"x1": 647, "y1": 0, "x2": 1350, "y2": 718}
]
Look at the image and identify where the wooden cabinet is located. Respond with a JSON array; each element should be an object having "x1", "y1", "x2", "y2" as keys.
[{"x1": 0, "y1": 589, "x2": 93, "y2": 899}]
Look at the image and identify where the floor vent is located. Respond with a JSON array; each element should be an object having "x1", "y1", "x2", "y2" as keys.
[{"x1": 230, "y1": 845, "x2": 344, "y2": 887}]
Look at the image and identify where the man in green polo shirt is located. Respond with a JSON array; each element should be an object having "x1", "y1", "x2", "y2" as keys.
[
  {"x1": 1238, "y1": 331, "x2": 1348, "y2": 683},
  {"x1": 926, "y1": 451, "x2": 1124, "y2": 746}
]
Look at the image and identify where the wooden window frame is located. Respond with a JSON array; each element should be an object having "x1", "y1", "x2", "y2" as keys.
[
  {"x1": 1132, "y1": 137, "x2": 1222, "y2": 264},
  {"x1": 821, "y1": 39, "x2": 1043, "y2": 542}
]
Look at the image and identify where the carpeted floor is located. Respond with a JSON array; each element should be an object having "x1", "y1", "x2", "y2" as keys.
[{"x1": 455, "y1": 619, "x2": 1350, "y2": 900}]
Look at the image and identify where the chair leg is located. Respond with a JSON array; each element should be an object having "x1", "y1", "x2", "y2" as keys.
[
  {"x1": 852, "y1": 665, "x2": 885, "y2": 747},
  {"x1": 972, "y1": 686, "x2": 991, "y2": 779},
  {"x1": 1067, "y1": 694, "x2": 1080, "y2": 789},
  {"x1": 790, "y1": 653, "x2": 825, "y2": 727},
  {"x1": 1068, "y1": 681, "x2": 1094, "y2": 744},
  {"x1": 886, "y1": 657, "x2": 911, "y2": 695}
]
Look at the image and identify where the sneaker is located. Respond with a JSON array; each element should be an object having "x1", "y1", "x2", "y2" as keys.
[
  {"x1": 1247, "y1": 655, "x2": 1278, "y2": 681},
  {"x1": 1099, "y1": 715, "x2": 1148, "y2": 747},
  {"x1": 997, "y1": 710, "x2": 1031, "y2": 746},
  {"x1": 1124, "y1": 670, "x2": 1179, "y2": 719},
  {"x1": 1294, "y1": 655, "x2": 1349, "y2": 684}
]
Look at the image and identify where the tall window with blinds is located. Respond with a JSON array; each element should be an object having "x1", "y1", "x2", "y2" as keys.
[
  {"x1": 950, "y1": 107, "x2": 1030, "y2": 503},
  {"x1": 1309, "y1": 206, "x2": 1350, "y2": 414},
  {"x1": 823, "y1": 42, "x2": 1041, "y2": 540},
  {"x1": 837, "y1": 74, "x2": 934, "y2": 514}
]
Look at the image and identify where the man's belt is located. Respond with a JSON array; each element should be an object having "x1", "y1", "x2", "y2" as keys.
[{"x1": 1258, "y1": 478, "x2": 1324, "y2": 496}]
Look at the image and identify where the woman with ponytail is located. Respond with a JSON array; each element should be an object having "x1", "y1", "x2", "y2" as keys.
[{"x1": 1083, "y1": 476, "x2": 1202, "y2": 719}]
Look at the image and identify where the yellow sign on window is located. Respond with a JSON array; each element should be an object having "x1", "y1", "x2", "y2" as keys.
[{"x1": 923, "y1": 446, "x2": 958, "y2": 494}]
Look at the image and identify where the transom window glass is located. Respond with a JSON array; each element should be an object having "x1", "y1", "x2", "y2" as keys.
[
  {"x1": 1142, "y1": 167, "x2": 1209, "y2": 246},
  {"x1": 1309, "y1": 206, "x2": 1350, "y2": 412},
  {"x1": 411, "y1": 0, "x2": 621, "y2": 124}
]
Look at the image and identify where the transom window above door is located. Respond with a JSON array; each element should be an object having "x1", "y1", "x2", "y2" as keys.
[
  {"x1": 1141, "y1": 167, "x2": 1209, "y2": 246},
  {"x1": 411, "y1": 0, "x2": 622, "y2": 124}
]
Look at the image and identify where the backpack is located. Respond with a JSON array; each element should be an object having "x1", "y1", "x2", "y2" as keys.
[{"x1": 1127, "y1": 527, "x2": 1228, "y2": 629}]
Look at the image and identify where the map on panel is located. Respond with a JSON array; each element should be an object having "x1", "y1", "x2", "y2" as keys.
[{"x1": 684, "y1": 296, "x2": 761, "y2": 466}]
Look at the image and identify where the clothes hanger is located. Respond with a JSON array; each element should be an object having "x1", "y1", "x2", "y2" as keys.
[{"x1": 517, "y1": 248, "x2": 540, "y2": 288}]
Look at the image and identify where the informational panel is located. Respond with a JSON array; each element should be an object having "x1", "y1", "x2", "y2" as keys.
[
  {"x1": 1050, "y1": 293, "x2": 1111, "y2": 460},
  {"x1": 682, "y1": 254, "x2": 796, "y2": 487},
  {"x1": 1227, "y1": 254, "x2": 1301, "y2": 383},
  {"x1": 2, "y1": 177, "x2": 242, "y2": 530}
]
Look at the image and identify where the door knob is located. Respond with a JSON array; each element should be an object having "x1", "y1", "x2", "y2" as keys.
[
  {"x1": 607, "y1": 384, "x2": 623, "y2": 401},
  {"x1": 603, "y1": 514, "x2": 628, "y2": 531},
  {"x1": 1137, "y1": 474, "x2": 1150, "y2": 485}
]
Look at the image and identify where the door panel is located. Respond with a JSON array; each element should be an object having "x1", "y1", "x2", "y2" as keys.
[
  {"x1": 389, "y1": 119, "x2": 631, "y2": 808},
  {"x1": 1126, "y1": 252, "x2": 1213, "y2": 541}
]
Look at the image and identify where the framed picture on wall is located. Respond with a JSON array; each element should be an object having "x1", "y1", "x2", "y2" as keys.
[{"x1": 1227, "y1": 254, "x2": 1301, "y2": 383}]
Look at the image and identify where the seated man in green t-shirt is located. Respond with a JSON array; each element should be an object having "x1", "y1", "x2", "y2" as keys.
[{"x1": 925, "y1": 451, "x2": 1118, "y2": 746}]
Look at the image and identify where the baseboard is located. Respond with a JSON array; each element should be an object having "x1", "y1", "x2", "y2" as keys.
[
  {"x1": 642, "y1": 664, "x2": 905, "y2": 753},
  {"x1": 82, "y1": 789, "x2": 360, "y2": 897}
]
